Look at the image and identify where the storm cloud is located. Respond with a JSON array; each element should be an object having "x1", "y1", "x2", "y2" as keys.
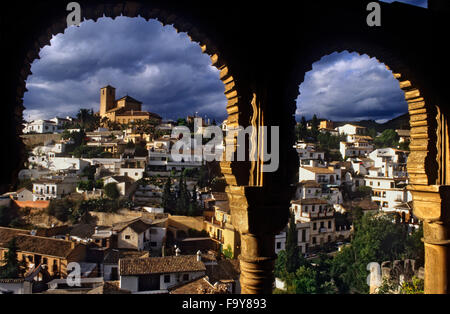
[
  {"x1": 24, "y1": 17, "x2": 227, "y2": 122},
  {"x1": 24, "y1": 1, "x2": 425, "y2": 124},
  {"x1": 295, "y1": 52, "x2": 408, "y2": 123}
]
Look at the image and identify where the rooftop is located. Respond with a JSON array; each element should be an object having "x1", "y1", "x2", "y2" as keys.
[
  {"x1": 119, "y1": 255, "x2": 206, "y2": 276},
  {"x1": 301, "y1": 166, "x2": 335, "y2": 174},
  {"x1": 0, "y1": 227, "x2": 80, "y2": 258},
  {"x1": 291, "y1": 198, "x2": 329, "y2": 205}
]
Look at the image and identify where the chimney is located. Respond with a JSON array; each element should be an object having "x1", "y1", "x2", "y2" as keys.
[
  {"x1": 196, "y1": 250, "x2": 202, "y2": 262},
  {"x1": 175, "y1": 247, "x2": 181, "y2": 256}
]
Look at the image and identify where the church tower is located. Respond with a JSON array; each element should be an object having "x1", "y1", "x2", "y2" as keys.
[{"x1": 100, "y1": 85, "x2": 116, "y2": 117}]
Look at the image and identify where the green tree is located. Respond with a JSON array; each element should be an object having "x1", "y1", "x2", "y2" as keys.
[
  {"x1": 374, "y1": 129, "x2": 400, "y2": 148},
  {"x1": 175, "y1": 175, "x2": 190, "y2": 215},
  {"x1": 47, "y1": 199, "x2": 74, "y2": 222},
  {"x1": 222, "y1": 245, "x2": 233, "y2": 259},
  {"x1": 104, "y1": 182, "x2": 120, "y2": 200},
  {"x1": 162, "y1": 177, "x2": 176, "y2": 213},
  {"x1": 285, "y1": 212, "x2": 300, "y2": 273},
  {"x1": 330, "y1": 212, "x2": 412, "y2": 293},
  {"x1": 0, "y1": 238, "x2": 24, "y2": 279}
]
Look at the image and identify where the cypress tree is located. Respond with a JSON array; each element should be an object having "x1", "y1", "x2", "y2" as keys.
[
  {"x1": 0, "y1": 238, "x2": 22, "y2": 279},
  {"x1": 285, "y1": 211, "x2": 300, "y2": 273}
]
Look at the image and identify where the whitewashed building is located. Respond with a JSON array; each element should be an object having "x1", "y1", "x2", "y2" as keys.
[
  {"x1": 119, "y1": 254, "x2": 206, "y2": 293},
  {"x1": 23, "y1": 120, "x2": 59, "y2": 134}
]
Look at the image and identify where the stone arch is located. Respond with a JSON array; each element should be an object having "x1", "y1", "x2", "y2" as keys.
[
  {"x1": 287, "y1": 39, "x2": 448, "y2": 293},
  {"x1": 7, "y1": 1, "x2": 250, "y2": 193},
  {"x1": 289, "y1": 45, "x2": 438, "y2": 187}
]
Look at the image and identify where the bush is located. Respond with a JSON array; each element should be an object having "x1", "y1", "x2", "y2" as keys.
[{"x1": 104, "y1": 183, "x2": 120, "y2": 200}]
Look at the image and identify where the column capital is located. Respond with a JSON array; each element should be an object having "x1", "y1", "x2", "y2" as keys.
[
  {"x1": 226, "y1": 185, "x2": 292, "y2": 235},
  {"x1": 408, "y1": 185, "x2": 450, "y2": 223}
]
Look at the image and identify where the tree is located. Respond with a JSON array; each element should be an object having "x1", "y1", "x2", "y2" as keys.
[
  {"x1": 162, "y1": 177, "x2": 176, "y2": 213},
  {"x1": 0, "y1": 238, "x2": 25, "y2": 279},
  {"x1": 104, "y1": 182, "x2": 120, "y2": 200},
  {"x1": 374, "y1": 129, "x2": 400, "y2": 148},
  {"x1": 330, "y1": 212, "x2": 414, "y2": 293},
  {"x1": 47, "y1": 199, "x2": 74, "y2": 222},
  {"x1": 285, "y1": 212, "x2": 300, "y2": 273},
  {"x1": 222, "y1": 245, "x2": 233, "y2": 259},
  {"x1": 175, "y1": 175, "x2": 190, "y2": 215}
]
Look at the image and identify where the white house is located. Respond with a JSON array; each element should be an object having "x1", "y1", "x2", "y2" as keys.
[
  {"x1": 299, "y1": 166, "x2": 340, "y2": 186},
  {"x1": 103, "y1": 176, "x2": 135, "y2": 197},
  {"x1": 275, "y1": 230, "x2": 287, "y2": 254},
  {"x1": 291, "y1": 199, "x2": 336, "y2": 253},
  {"x1": 336, "y1": 124, "x2": 366, "y2": 136},
  {"x1": 15, "y1": 188, "x2": 33, "y2": 201},
  {"x1": 23, "y1": 120, "x2": 58, "y2": 134},
  {"x1": 119, "y1": 254, "x2": 206, "y2": 293},
  {"x1": 340, "y1": 141, "x2": 374, "y2": 160},
  {"x1": 32, "y1": 177, "x2": 78, "y2": 201},
  {"x1": 295, "y1": 143, "x2": 326, "y2": 167}
]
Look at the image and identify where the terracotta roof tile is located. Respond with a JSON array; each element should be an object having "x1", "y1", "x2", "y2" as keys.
[{"x1": 119, "y1": 255, "x2": 206, "y2": 276}]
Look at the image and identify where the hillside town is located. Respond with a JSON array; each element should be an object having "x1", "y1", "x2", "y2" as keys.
[{"x1": 0, "y1": 85, "x2": 421, "y2": 294}]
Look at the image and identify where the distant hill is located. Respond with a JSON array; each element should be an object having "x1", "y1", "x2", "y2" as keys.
[{"x1": 332, "y1": 113, "x2": 410, "y2": 133}]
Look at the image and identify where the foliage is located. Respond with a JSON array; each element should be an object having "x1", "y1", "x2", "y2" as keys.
[
  {"x1": 47, "y1": 199, "x2": 75, "y2": 222},
  {"x1": 104, "y1": 183, "x2": 120, "y2": 200},
  {"x1": 329, "y1": 212, "x2": 424, "y2": 294},
  {"x1": 400, "y1": 276, "x2": 424, "y2": 294},
  {"x1": 285, "y1": 212, "x2": 300, "y2": 273},
  {"x1": 374, "y1": 129, "x2": 400, "y2": 148},
  {"x1": 187, "y1": 228, "x2": 208, "y2": 237},
  {"x1": 161, "y1": 177, "x2": 176, "y2": 213},
  {"x1": 71, "y1": 145, "x2": 111, "y2": 158},
  {"x1": 222, "y1": 244, "x2": 234, "y2": 259},
  {"x1": 175, "y1": 175, "x2": 191, "y2": 215},
  {"x1": 0, "y1": 238, "x2": 25, "y2": 279},
  {"x1": 356, "y1": 186, "x2": 372, "y2": 198}
]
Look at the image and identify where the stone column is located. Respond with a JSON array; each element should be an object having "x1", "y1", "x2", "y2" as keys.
[
  {"x1": 239, "y1": 233, "x2": 277, "y2": 294},
  {"x1": 226, "y1": 185, "x2": 291, "y2": 294},
  {"x1": 409, "y1": 185, "x2": 450, "y2": 294}
]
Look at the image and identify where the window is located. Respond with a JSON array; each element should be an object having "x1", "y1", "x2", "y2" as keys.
[
  {"x1": 378, "y1": 182, "x2": 381, "y2": 186},
  {"x1": 302, "y1": 230, "x2": 306, "y2": 242},
  {"x1": 276, "y1": 242, "x2": 281, "y2": 249},
  {"x1": 328, "y1": 221, "x2": 332, "y2": 228},
  {"x1": 125, "y1": 235, "x2": 131, "y2": 240},
  {"x1": 312, "y1": 237, "x2": 316, "y2": 244},
  {"x1": 370, "y1": 181, "x2": 373, "y2": 186},
  {"x1": 183, "y1": 274, "x2": 189, "y2": 281},
  {"x1": 313, "y1": 223, "x2": 317, "y2": 230},
  {"x1": 164, "y1": 275, "x2": 171, "y2": 283},
  {"x1": 391, "y1": 182, "x2": 395, "y2": 188}
]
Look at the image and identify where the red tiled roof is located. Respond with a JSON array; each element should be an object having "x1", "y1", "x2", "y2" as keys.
[
  {"x1": 119, "y1": 255, "x2": 206, "y2": 276},
  {"x1": 0, "y1": 227, "x2": 79, "y2": 258}
]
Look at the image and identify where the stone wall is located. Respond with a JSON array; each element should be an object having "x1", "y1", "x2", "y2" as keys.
[{"x1": 20, "y1": 134, "x2": 62, "y2": 149}]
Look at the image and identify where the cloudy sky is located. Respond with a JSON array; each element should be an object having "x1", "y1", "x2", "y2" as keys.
[{"x1": 23, "y1": 0, "x2": 426, "y2": 123}]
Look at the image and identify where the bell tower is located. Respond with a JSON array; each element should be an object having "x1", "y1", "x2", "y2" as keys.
[{"x1": 100, "y1": 85, "x2": 116, "y2": 117}]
